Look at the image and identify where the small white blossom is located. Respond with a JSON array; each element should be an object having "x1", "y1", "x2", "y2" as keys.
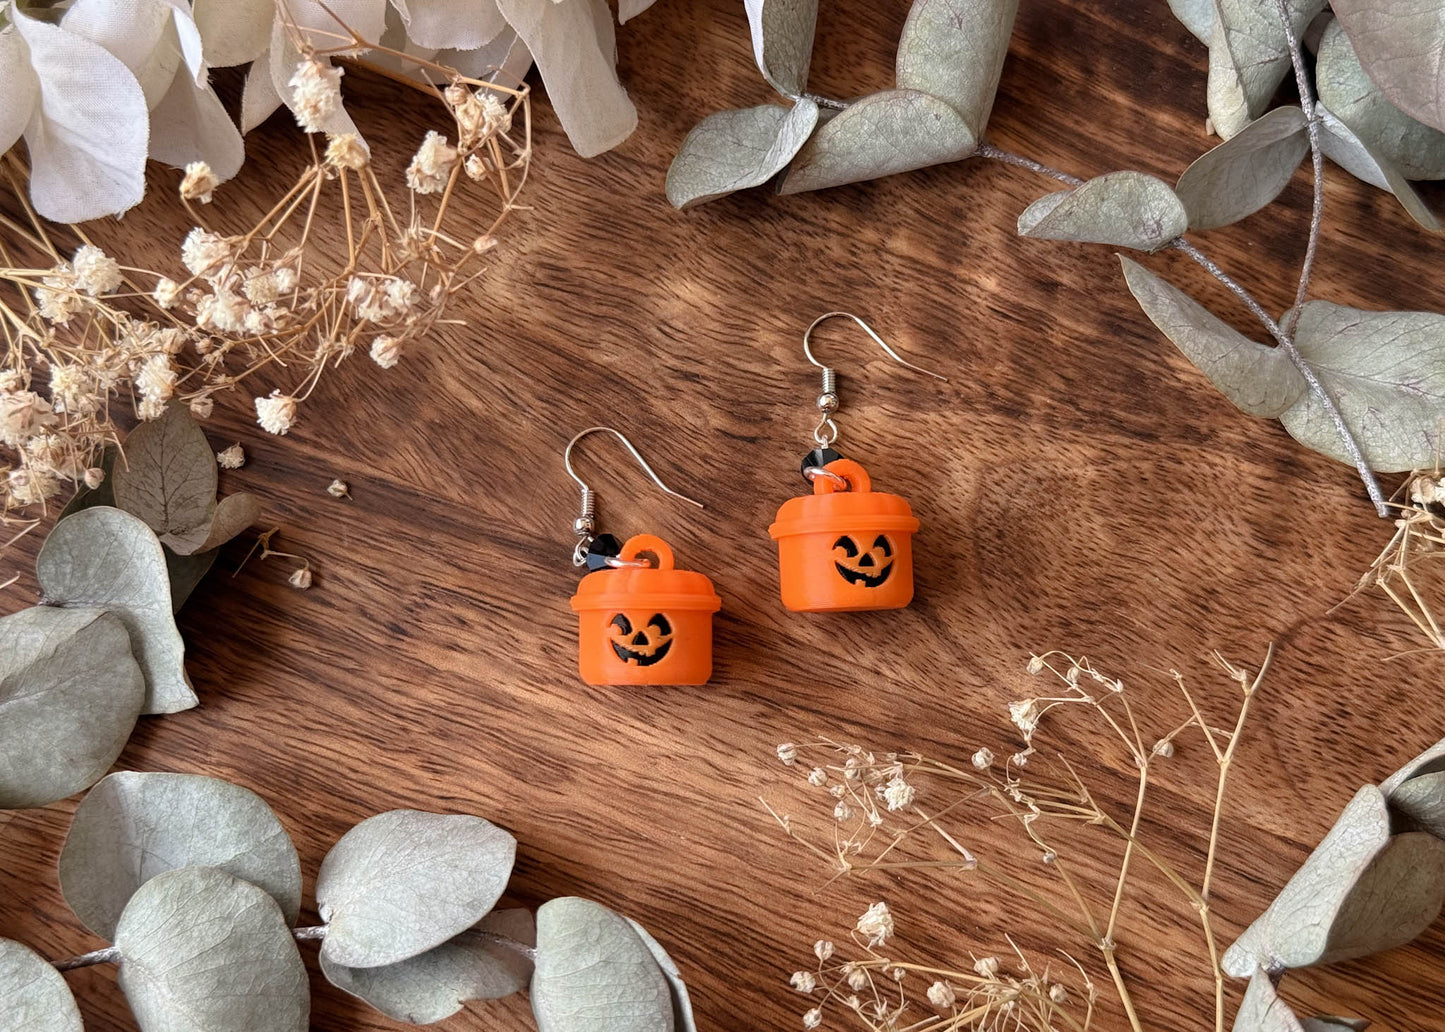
[
  {"x1": 180, "y1": 161, "x2": 220, "y2": 203},
  {"x1": 216, "y1": 444, "x2": 244, "y2": 469},
  {"x1": 289, "y1": 59, "x2": 343, "y2": 133},
  {"x1": 855, "y1": 902, "x2": 893, "y2": 947},
  {"x1": 882, "y1": 775, "x2": 915, "y2": 811},
  {"x1": 777, "y1": 743, "x2": 798, "y2": 766},
  {"x1": 71, "y1": 245, "x2": 123, "y2": 295},
  {"x1": 927, "y1": 980, "x2": 955, "y2": 1010},
  {"x1": 255, "y1": 390, "x2": 298, "y2": 435},
  {"x1": 406, "y1": 130, "x2": 458, "y2": 194},
  {"x1": 972, "y1": 747, "x2": 995, "y2": 770},
  {"x1": 789, "y1": 971, "x2": 817, "y2": 993}
]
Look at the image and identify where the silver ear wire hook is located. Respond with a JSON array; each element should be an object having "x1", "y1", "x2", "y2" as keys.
[
  {"x1": 564, "y1": 426, "x2": 704, "y2": 566},
  {"x1": 801, "y1": 312, "x2": 948, "y2": 451}
]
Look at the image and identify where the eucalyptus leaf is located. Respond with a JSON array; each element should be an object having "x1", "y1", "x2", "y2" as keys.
[
  {"x1": 1169, "y1": 0, "x2": 1214, "y2": 44},
  {"x1": 0, "y1": 938, "x2": 83, "y2": 1032},
  {"x1": 743, "y1": 0, "x2": 818, "y2": 98},
  {"x1": 0, "y1": 606, "x2": 144, "y2": 810},
  {"x1": 1301, "y1": 1020, "x2": 1369, "y2": 1032},
  {"x1": 317, "y1": 810, "x2": 517, "y2": 969},
  {"x1": 59, "y1": 442, "x2": 117, "y2": 519},
  {"x1": 115, "y1": 866, "x2": 308, "y2": 1032},
  {"x1": 1330, "y1": 0, "x2": 1445, "y2": 133},
  {"x1": 531, "y1": 897, "x2": 672, "y2": 1032},
  {"x1": 1278, "y1": 301, "x2": 1445, "y2": 472},
  {"x1": 165, "y1": 545, "x2": 217, "y2": 613},
  {"x1": 666, "y1": 100, "x2": 819, "y2": 208},
  {"x1": 777, "y1": 89, "x2": 976, "y2": 195},
  {"x1": 1222, "y1": 785, "x2": 1445, "y2": 975},
  {"x1": 320, "y1": 908, "x2": 535, "y2": 1024},
  {"x1": 1018, "y1": 172, "x2": 1187, "y2": 252},
  {"x1": 1118, "y1": 257, "x2": 1307, "y2": 416},
  {"x1": 895, "y1": 0, "x2": 1020, "y2": 138},
  {"x1": 36, "y1": 507, "x2": 196, "y2": 714},
  {"x1": 1316, "y1": 105, "x2": 1441, "y2": 231},
  {"x1": 627, "y1": 918, "x2": 696, "y2": 1032},
  {"x1": 1175, "y1": 106, "x2": 1308, "y2": 229},
  {"x1": 1232, "y1": 968, "x2": 1304, "y2": 1032},
  {"x1": 60, "y1": 771, "x2": 302, "y2": 941},
  {"x1": 1317, "y1": 18, "x2": 1445, "y2": 180},
  {"x1": 112, "y1": 404, "x2": 217, "y2": 548},
  {"x1": 1210, "y1": 0, "x2": 1325, "y2": 137}
]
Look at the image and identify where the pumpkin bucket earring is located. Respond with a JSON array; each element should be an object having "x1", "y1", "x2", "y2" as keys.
[
  {"x1": 565, "y1": 427, "x2": 722, "y2": 686},
  {"x1": 769, "y1": 312, "x2": 948, "y2": 612}
]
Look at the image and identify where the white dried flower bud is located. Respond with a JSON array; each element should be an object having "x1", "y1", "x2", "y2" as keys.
[
  {"x1": 254, "y1": 390, "x2": 297, "y2": 435},
  {"x1": 83, "y1": 466, "x2": 106, "y2": 490},
  {"x1": 927, "y1": 980, "x2": 955, "y2": 1010},
  {"x1": 973, "y1": 956, "x2": 1000, "y2": 978},
  {"x1": 802, "y1": 1008, "x2": 822, "y2": 1030},
  {"x1": 289, "y1": 58, "x2": 343, "y2": 133},
  {"x1": 854, "y1": 902, "x2": 893, "y2": 947},
  {"x1": 806, "y1": 767, "x2": 828, "y2": 787},
  {"x1": 1026, "y1": 655, "x2": 1044, "y2": 674},
  {"x1": 370, "y1": 334, "x2": 402, "y2": 369},
  {"x1": 188, "y1": 395, "x2": 214, "y2": 420},
  {"x1": 813, "y1": 940, "x2": 834, "y2": 962},
  {"x1": 776, "y1": 743, "x2": 798, "y2": 766},
  {"x1": 971, "y1": 747, "x2": 994, "y2": 770},
  {"x1": 882, "y1": 775, "x2": 915, "y2": 811},
  {"x1": 288, "y1": 566, "x2": 313, "y2": 589},
  {"x1": 789, "y1": 971, "x2": 817, "y2": 993},
  {"x1": 71, "y1": 245, "x2": 122, "y2": 295},
  {"x1": 327, "y1": 479, "x2": 349, "y2": 498},
  {"x1": 216, "y1": 444, "x2": 244, "y2": 470},
  {"x1": 406, "y1": 130, "x2": 458, "y2": 194},
  {"x1": 1153, "y1": 739, "x2": 1176, "y2": 758},
  {"x1": 1049, "y1": 983, "x2": 1069, "y2": 1004},
  {"x1": 324, "y1": 133, "x2": 368, "y2": 169},
  {"x1": 180, "y1": 161, "x2": 220, "y2": 203}
]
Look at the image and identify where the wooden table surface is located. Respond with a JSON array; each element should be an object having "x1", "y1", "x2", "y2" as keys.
[{"x1": 5, "y1": 1, "x2": 1445, "y2": 1030}]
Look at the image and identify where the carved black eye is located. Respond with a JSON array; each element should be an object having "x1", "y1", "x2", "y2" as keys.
[
  {"x1": 648, "y1": 613, "x2": 672, "y2": 636},
  {"x1": 609, "y1": 613, "x2": 633, "y2": 634},
  {"x1": 833, "y1": 535, "x2": 859, "y2": 557},
  {"x1": 873, "y1": 535, "x2": 893, "y2": 557}
]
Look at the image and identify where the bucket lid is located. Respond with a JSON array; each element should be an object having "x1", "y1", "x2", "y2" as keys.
[
  {"x1": 769, "y1": 458, "x2": 919, "y2": 540},
  {"x1": 570, "y1": 534, "x2": 722, "y2": 613}
]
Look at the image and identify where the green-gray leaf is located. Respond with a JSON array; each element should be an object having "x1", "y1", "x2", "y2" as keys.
[
  {"x1": 1232, "y1": 968, "x2": 1303, "y2": 1032},
  {"x1": 895, "y1": 0, "x2": 1020, "y2": 138},
  {"x1": 1317, "y1": 19, "x2": 1445, "y2": 180},
  {"x1": 36, "y1": 507, "x2": 196, "y2": 715},
  {"x1": 59, "y1": 443, "x2": 117, "y2": 520},
  {"x1": 1330, "y1": 0, "x2": 1445, "y2": 133},
  {"x1": 317, "y1": 810, "x2": 517, "y2": 969},
  {"x1": 0, "y1": 938, "x2": 83, "y2": 1032},
  {"x1": 531, "y1": 898, "x2": 672, "y2": 1032},
  {"x1": 1176, "y1": 106, "x2": 1308, "y2": 229},
  {"x1": 627, "y1": 918, "x2": 696, "y2": 1032},
  {"x1": 743, "y1": 0, "x2": 818, "y2": 97},
  {"x1": 666, "y1": 100, "x2": 819, "y2": 208},
  {"x1": 0, "y1": 607, "x2": 144, "y2": 810},
  {"x1": 1222, "y1": 785, "x2": 1445, "y2": 975},
  {"x1": 115, "y1": 866, "x2": 308, "y2": 1032},
  {"x1": 60, "y1": 771, "x2": 301, "y2": 941},
  {"x1": 165, "y1": 546, "x2": 217, "y2": 613},
  {"x1": 778, "y1": 89, "x2": 976, "y2": 195},
  {"x1": 320, "y1": 908, "x2": 535, "y2": 1024},
  {"x1": 1019, "y1": 172, "x2": 1187, "y2": 252},
  {"x1": 1278, "y1": 301, "x2": 1445, "y2": 472},
  {"x1": 1169, "y1": 0, "x2": 1214, "y2": 44},
  {"x1": 1118, "y1": 258, "x2": 1307, "y2": 417},
  {"x1": 112, "y1": 405, "x2": 218, "y2": 548},
  {"x1": 1210, "y1": 0, "x2": 1325, "y2": 138},
  {"x1": 1316, "y1": 105, "x2": 1441, "y2": 231}
]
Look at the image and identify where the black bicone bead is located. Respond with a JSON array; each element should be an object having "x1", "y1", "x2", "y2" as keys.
[
  {"x1": 584, "y1": 533, "x2": 623, "y2": 571},
  {"x1": 801, "y1": 447, "x2": 844, "y2": 480}
]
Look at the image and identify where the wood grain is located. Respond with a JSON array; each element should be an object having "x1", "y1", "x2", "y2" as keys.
[{"x1": 5, "y1": 1, "x2": 1445, "y2": 1029}]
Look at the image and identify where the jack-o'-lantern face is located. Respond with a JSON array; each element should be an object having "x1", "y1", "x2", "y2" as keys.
[
  {"x1": 833, "y1": 534, "x2": 894, "y2": 588},
  {"x1": 608, "y1": 612, "x2": 673, "y2": 666}
]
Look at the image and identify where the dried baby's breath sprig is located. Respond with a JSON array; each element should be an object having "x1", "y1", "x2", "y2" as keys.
[
  {"x1": 0, "y1": 12, "x2": 532, "y2": 577},
  {"x1": 765, "y1": 646, "x2": 1274, "y2": 1032}
]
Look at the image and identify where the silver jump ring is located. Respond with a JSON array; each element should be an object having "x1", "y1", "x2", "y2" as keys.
[{"x1": 803, "y1": 466, "x2": 850, "y2": 490}]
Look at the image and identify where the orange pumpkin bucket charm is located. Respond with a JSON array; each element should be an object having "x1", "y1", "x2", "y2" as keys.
[
  {"x1": 563, "y1": 428, "x2": 720, "y2": 686},
  {"x1": 769, "y1": 313, "x2": 946, "y2": 613}
]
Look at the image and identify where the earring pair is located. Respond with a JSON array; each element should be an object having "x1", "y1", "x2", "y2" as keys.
[{"x1": 563, "y1": 313, "x2": 946, "y2": 686}]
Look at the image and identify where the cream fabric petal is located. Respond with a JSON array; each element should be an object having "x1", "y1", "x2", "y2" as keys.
[
  {"x1": 149, "y1": 63, "x2": 244, "y2": 180},
  {"x1": 395, "y1": 0, "x2": 507, "y2": 50},
  {"x1": 492, "y1": 0, "x2": 636, "y2": 157},
  {"x1": 191, "y1": 0, "x2": 273, "y2": 68},
  {"x1": 0, "y1": 25, "x2": 40, "y2": 156},
  {"x1": 13, "y1": 6, "x2": 149, "y2": 222}
]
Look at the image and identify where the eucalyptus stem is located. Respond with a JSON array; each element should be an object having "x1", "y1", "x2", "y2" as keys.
[{"x1": 978, "y1": 144, "x2": 1390, "y2": 517}]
